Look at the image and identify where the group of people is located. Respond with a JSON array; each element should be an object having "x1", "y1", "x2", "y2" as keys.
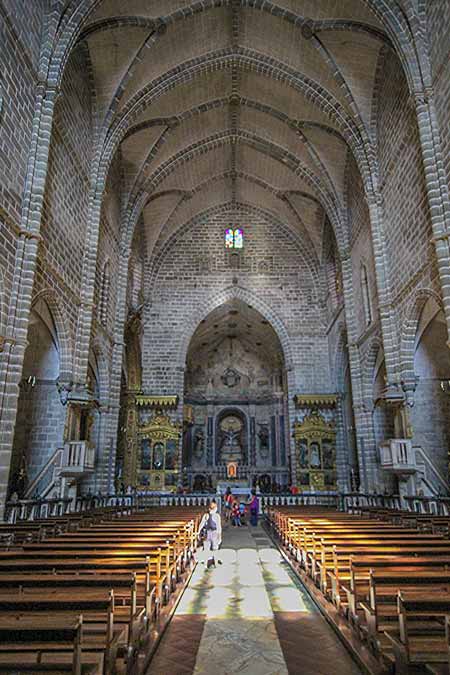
[
  {"x1": 224, "y1": 487, "x2": 259, "y2": 527},
  {"x1": 197, "y1": 488, "x2": 260, "y2": 568}
]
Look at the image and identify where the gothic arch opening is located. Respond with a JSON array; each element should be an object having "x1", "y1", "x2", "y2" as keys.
[
  {"x1": 411, "y1": 299, "x2": 450, "y2": 487},
  {"x1": 9, "y1": 298, "x2": 66, "y2": 498},
  {"x1": 182, "y1": 298, "x2": 289, "y2": 492}
]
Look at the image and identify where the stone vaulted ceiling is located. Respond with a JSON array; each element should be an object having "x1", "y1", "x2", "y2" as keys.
[{"x1": 78, "y1": 0, "x2": 391, "y2": 263}]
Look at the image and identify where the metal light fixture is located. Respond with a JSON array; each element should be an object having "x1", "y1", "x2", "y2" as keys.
[
  {"x1": 440, "y1": 379, "x2": 450, "y2": 393},
  {"x1": 20, "y1": 375, "x2": 36, "y2": 392}
]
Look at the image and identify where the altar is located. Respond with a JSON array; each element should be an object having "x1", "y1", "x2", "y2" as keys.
[{"x1": 216, "y1": 479, "x2": 253, "y2": 499}]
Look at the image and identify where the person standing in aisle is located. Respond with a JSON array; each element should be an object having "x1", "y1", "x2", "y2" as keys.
[
  {"x1": 198, "y1": 499, "x2": 222, "y2": 567},
  {"x1": 248, "y1": 489, "x2": 260, "y2": 527}
]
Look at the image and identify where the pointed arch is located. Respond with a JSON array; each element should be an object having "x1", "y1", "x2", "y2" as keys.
[
  {"x1": 30, "y1": 289, "x2": 73, "y2": 383},
  {"x1": 400, "y1": 288, "x2": 444, "y2": 385},
  {"x1": 178, "y1": 285, "x2": 293, "y2": 371}
]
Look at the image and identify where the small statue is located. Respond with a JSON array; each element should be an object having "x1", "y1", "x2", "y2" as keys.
[
  {"x1": 194, "y1": 429, "x2": 205, "y2": 459},
  {"x1": 258, "y1": 424, "x2": 269, "y2": 447}
]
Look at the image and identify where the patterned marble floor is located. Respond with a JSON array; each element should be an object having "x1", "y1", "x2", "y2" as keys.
[{"x1": 147, "y1": 523, "x2": 361, "y2": 675}]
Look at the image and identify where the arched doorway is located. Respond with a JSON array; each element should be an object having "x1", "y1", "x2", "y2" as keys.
[{"x1": 182, "y1": 299, "x2": 289, "y2": 490}]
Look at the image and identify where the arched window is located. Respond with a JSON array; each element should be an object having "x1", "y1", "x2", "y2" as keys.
[
  {"x1": 361, "y1": 263, "x2": 372, "y2": 327},
  {"x1": 225, "y1": 228, "x2": 243, "y2": 249},
  {"x1": 99, "y1": 260, "x2": 111, "y2": 327}
]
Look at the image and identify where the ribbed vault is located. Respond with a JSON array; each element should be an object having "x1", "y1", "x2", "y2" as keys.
[{"x1": 66, "y1": 0, "x2": 405, "y2": 261}]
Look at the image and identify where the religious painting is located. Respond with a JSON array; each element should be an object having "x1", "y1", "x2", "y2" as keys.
[
  {"x1": 322, "y1": 439, "x2": 334, "y2": 469},
  {"x1": 141, "y1": 439, "x2": 151, "y2": 470},
  {"x1": 166, "y1": 439, "x2": 177, "y2": 470}
]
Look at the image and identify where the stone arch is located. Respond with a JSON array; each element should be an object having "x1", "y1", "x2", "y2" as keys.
[
  {"x1": 400, "y1": 288, "x2": 444, "y2": 385},
  {"x1": 178, "y1": 285, "x2": 293, "y2": 372},
  {"x1": 30, "y1": 289, "x2": 73, "y2": 383}
]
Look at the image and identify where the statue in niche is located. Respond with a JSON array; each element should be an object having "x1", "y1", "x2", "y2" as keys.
[
  {"x1": 310, "y1": 441, "x2": 321, "y2": 468},
  {"x1": 258, "y1": 423, "x2": 270, "y2": 458},
  {"x1": 141, "y1": 439, "x2": 151, "y2": 470},
  {"x1": 297, "y1": 440, "x2": 308, "y2": 469},
  {"x1": 193, "y1": 428, "x2": 205, "y2": 459},
  {"x1": 219, "y1": 415, "x2": 243, "y2": 463},
  {"x1": 152, "y1": 442, "x2": 164, "y2": 470}
]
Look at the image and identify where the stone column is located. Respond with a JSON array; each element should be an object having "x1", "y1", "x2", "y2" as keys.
[
  {"x1": 0, "y1": 86, "x2": 59, "y2": 515},
  {"x1": 366, "y1": 197, "x2": 402, "y2": 390},
  {"x1": 93, "y1": 246, "x2": 131, "y2": 492},
  {"x1": 415, "y1": 93, "x2": 450, "y2": 338},
  {"x1": 340, "y1": 253, "x2": 380, "y2": 491}
]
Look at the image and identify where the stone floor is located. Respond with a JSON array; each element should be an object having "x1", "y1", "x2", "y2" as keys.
[{"x1": 147, "y1": 523, "x2": 362, "y2": 675}]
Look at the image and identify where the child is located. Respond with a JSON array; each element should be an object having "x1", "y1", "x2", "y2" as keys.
[
  {"x1": 231, "y1": 500, "x2": 241, "y2": 527},
  {"x1": 239, "y1": 501, "x2": 246, "y2": 525}
]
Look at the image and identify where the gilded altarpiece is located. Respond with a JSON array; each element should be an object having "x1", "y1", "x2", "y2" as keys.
[
  {"x1": 123, "y1": 396, "x2": 181, "y2": 491},
  {"x1": 137, "y1": 412, "x2": 181, "y2": 491},
  {"x1": 293, "y1": 397, "x2": 337, "y2": 490}
]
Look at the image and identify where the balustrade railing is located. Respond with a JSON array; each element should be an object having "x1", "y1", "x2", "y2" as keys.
[
  {"x1": 5, "y1": 490, "x2": 450, "y2": 522},
  {"x1": 4, "y1": 497, "x2": 73, "y2": 523},
  {"x1": 341, "y1": 492, "x2": 450, "y2": 515},
  {"x1": 62, "y1": 441, "x2": 95, "y2": 473}
]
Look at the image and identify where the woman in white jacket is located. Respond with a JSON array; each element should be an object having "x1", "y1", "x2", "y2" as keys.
[{"x1": 199, "y1": 500, "x2": 222, "y2": 567}]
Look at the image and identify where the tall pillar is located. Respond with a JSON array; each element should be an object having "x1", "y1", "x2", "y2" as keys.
[
  {"x1": 340, "y1": 253, "x2": 380, "y2": 491},
  {"x1": 415, "y1": 93, "x2": 450, "y2": 339},
  {"x1": 0, "y1": 86, "x2": 59, "y2": 515}
]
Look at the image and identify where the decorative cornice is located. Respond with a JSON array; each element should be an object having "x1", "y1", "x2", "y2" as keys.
[
  {"x1": 135, "y1": 394, "x2": 179, "y2": 408},
  {"x1": 294, "y1": 394, "x2": 337, "y2": 408}
]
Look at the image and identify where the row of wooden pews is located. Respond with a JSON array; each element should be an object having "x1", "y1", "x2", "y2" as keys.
[
  {"x1": 0, "y1": 506, "x2": 203, "y2": 674},
  {"x1": 268, "y1": 505, "x2": 450, "y2": 674}
]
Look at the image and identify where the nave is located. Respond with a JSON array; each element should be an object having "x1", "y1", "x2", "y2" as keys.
[
  {"x1": 147, "y1": 522, "x2": 361, "y2": 675},
  {"x1": 3, "y1": 501, "x2": 450, "y2": 673}
]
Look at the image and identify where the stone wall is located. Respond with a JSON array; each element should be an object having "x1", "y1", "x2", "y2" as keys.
[
  {"x1": 428, "y1": 0, "x2": 450, "y2": 192},
  {"x1": 142, "y1": 203, "x2": 330, "y2": 397},
  {"x1": 377, "y1": 51, "x2": 433, "y2": 314}
]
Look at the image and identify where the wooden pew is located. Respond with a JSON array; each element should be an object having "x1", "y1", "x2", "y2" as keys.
[
  {"x1": 0, "y1": 590, "x2": 123, "y2": 674},
  {"x1": 361, "y1": 569, "x2": 450, "y2": 647},
  {"x1": 384, "y1": 592, "x2": 450, "y2": 674},
  {"x1": 267, "y1": 505, "x2": 450, "y2": 672},
  {"x1": 0, "y1": 506, "x2": 202, "y2": 674},
  {"x1": 0, "y1": 615, "x2": 103, "y2": 674}
]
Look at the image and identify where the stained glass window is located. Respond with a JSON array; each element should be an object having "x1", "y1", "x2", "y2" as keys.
[
  {"x1": 234, "y1": 228, "x2": 243, "y2": 249},
  {"x1": 225, "y1": 228, "x2": 234, "y2": 249},
  {"x1": 224, "y1": 227, "x2": 244, "y2": 249}
]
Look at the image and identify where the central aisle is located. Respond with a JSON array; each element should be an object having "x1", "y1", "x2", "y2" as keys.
[{"x1": 147, "y1": 524, "x2": 361, "y2": 675}]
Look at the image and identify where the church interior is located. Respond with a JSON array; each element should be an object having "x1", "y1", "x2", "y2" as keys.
[{"x1": 0, "y1": 1, "x2": 450, "y2": 673}]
